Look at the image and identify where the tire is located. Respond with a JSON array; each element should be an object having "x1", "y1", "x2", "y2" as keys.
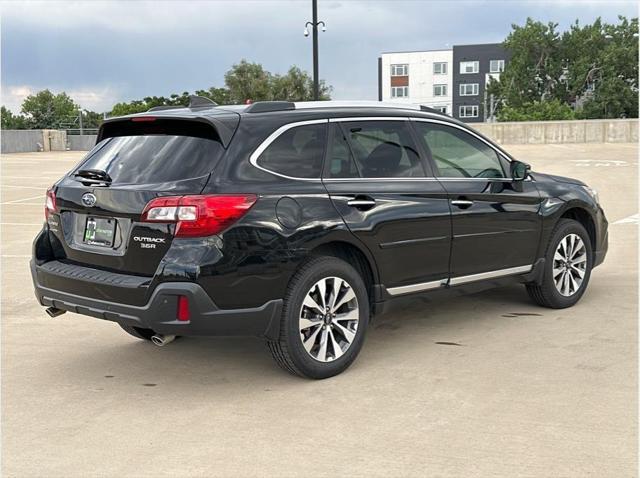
[
  {"x1": 267, "y1": 256, "x2": 370, "y2": 379},
  {"x1": 119, "y1": 324, "x2": 155, "y2": 341},
  {"x1": 526, "y1": 218, "x2": 593, "y2": 309}
]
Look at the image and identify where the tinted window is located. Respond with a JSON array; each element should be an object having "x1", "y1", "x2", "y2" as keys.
[
  {"x1": 327, "y1": 121, "x2": 425, "y2": 178},
  {"x1": 257, "y1": 123, "x2": 327, "y2": 178},
  {"x1": 77, "y1": 135, "x2": 225, "y2": 184},
  {"x1": 415, "y1": 123, "x2": 505, "y2": 178}
]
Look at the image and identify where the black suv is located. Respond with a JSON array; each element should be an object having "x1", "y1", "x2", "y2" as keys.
[{"x1": 31, "y1": 98, "x2": 608, "y2": 379}]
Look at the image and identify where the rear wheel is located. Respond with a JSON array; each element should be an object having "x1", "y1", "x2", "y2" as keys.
[
  {"x1": 268, "y1": 256, "x2": 369, "y2": 379},
  {"x1": 526, "y1": 219, "x2": 593, "y2": 308},
  {"x1": 119, "y1": 324, "x2": 155, "y2": 341}
]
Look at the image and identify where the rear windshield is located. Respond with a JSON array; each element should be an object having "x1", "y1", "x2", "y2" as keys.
[{"x1": 76, "y1": 135, "x2": 224, "y2": 184}]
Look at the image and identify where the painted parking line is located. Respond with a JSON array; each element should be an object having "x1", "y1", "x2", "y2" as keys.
[
  {"x1": 0, "y1": 185, "x2": 47, "y2": 190},
  {"x1": 1, "y1": 195, "x2": 45, "y2": 205},
  {"x1": 613, "y1": 214, "x2": 639, "y2": 225},
  {"x1": 0, "y1": 222, "x2": 43, "y2": 226},
  {"x1": 1, "y1": 255, "x2": 31, "y2": 258}
]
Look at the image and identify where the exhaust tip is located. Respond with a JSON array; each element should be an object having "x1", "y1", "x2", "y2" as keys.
[
  {"x1": 151, "y1": 334, "x2": 176, "y2": 347},
  {"x1": 46, "y1": 307, "x2": 66, "y2": 318}
]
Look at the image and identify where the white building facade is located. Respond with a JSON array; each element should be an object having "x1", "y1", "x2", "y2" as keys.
[{"x1": 379, "y1": 49, "x2": 453, "y2": 115}]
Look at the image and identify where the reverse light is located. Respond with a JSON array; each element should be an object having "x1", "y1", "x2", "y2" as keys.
[
  {"x1": 141, "y1": 194, "x2": 257, "y2": 237},
  {"x1": 45, "y1": 188, "x2": 57, "y2": 220}
]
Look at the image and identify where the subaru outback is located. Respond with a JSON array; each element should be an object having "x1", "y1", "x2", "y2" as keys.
[{"x1": 31, "y1": 98, "x2": 608, "y2": 379}]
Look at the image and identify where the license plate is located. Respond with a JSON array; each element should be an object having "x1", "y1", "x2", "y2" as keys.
[{"x1": 83, "y1": 217, "x2": 116, "y2": 247}]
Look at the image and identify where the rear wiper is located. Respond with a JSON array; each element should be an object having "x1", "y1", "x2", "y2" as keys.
[{"x1": 74, "y1": 169, "x2": 112, "y2": 184}]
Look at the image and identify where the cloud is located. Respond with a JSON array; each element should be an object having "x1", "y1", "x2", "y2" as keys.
[{"x1": 2, "y1": 1, "x2": 636, "y2": 108}]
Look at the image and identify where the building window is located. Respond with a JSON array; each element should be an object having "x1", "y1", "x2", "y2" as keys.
[
  {"x1": 433, "y1": 62, "x2": 448, "y2": 75},
  {"x1": 459, "y1": 105, "x2": 479, "y2": 118},
  {"x1": 391, "y1": 64, "x2": 409, "y2": 76},
  {"x1": 459, "y1": 83, "x2": 479, "y2": 96},
  {"x1": 391, "y1": 86, "x2": 409, "y2": 98},
  {"x1": 460, "y1": 61, "x2": 479, "y2": 74},
  {"x1": 435, "y1": 106, "x2": 447, "y2": 114},
  {"x1": 433, "y1": 84, "x2": 447, "y2": 97},
  {"x1": 489, "y1": 59, "x2": 505, "y2": 73}
]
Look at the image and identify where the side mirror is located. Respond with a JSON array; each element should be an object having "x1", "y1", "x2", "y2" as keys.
[{"x1": 511, "y1": 161, "x2": 531, "y2": 181}]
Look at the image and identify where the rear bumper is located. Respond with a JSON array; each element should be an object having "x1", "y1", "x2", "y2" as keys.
[{"x1": 30, "y1": 260, "x2": 282, "y2": 340}]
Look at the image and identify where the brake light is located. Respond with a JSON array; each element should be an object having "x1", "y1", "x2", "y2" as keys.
[
  {"x1": 45, "y1": 188, "x2": 56, "y2": 220},
  {"x1": 131, "y1": 116, "x2": 157, "y2": 122},
  {"x1": 141, "y1": 194, "x2": 257, "y2": 237}
]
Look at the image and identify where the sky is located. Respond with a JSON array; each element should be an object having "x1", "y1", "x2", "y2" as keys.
[{"x1": 1, "y1": 0, "x2": 638, "y2": 113}]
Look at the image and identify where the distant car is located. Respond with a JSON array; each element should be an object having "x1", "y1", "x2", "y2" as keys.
[{"x1": 31, "y1": 99, "x2": 608, "y2": 379}]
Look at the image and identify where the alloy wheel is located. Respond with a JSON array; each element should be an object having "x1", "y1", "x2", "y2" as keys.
[
  {"x1": 553, "y1": 233, "x2": 587, "y2": 297},
  {"x1": 298, "y1": 276, "x2": 359, "y2": 362}
]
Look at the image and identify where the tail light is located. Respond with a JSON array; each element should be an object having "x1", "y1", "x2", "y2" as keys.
[
  {"x1": 45, "y1": 188, "x2": 57, "y2": 220},
  {"x1": 141, "y1": 194, "x2": 257, "y2": 237}
]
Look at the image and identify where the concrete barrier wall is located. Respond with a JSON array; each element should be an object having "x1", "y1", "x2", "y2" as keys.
[
  {"x1": 68, "y1": 135, "x2": 97, "y2": 151},
  {"x1": 1, "y1": 130, "x2": 46, "y2": 153},
  {"x1": 473, "y1": 119, "x2": 638, "y2": 145},
  {"x1": 1, "y1": 119, "x2": 637, "y2": 153}
]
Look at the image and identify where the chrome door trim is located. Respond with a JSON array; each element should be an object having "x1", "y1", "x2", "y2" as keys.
[
  {"x1": 248, "y1": 119, "x2": 328, "y2": 181},
  {"x1": 385, "y1": 264, "x2": 533, "y2": 296},
  {"x1": 448, "y1": 265, "x2": 532, "y2": 286},
  {"x1": 386, "y1": 279, "x2": 446, "y2": 296}
]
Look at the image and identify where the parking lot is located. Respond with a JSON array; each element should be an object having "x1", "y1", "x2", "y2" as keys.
[{"x1": 1, "y1": 143, "x2": 637, "y2": 477}]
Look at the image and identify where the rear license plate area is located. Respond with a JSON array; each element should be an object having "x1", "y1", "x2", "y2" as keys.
[{"x1": 83, "y1": 217, "x2": 116, "y2": 247}]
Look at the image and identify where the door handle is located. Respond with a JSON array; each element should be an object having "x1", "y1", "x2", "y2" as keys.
[
  {"x1": 451, "y1": 199, "x2": 474, "y2": 208},
  {"x1": 347, "y1": 196, "x2": 376, "y2": 209}
]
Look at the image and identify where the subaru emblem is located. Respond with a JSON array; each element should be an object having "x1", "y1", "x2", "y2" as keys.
[{"x1": 81, "y1": 193, "x2": 97, "y2": 207}]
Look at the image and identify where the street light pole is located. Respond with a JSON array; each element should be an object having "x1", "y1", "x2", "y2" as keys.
[
  {"x1": 304, "y1": 0, "x2": 326, "y2": 101},
  {"x1": 312, "y1": 0, "x2": 319, "y2": 100}
]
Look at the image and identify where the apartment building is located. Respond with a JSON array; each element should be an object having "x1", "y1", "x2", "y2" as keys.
[
  {"x1": 378, "y1": 49, "x2": 453, "y2": 115},
  {"x1": 379, "y1": 43, "x2": 509, "y2": 123}
]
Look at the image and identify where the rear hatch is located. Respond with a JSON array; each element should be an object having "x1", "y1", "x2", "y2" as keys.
[{"x1": 48, "y1": 117, "x2": 234, "y2": 276}]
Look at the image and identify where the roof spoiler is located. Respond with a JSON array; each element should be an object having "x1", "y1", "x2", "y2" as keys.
[{"x1": 147, "y1": 96, "x2": 218, "y2": 113}]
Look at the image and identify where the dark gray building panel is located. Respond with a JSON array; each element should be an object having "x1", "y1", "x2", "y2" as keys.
[{"x1": 452, "y1": 43, "x2": 509, "y2": 123}]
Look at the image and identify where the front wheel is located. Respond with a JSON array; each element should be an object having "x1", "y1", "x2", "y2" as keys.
[
  {"x1": 268, "y1": 256, "x2": 369, "y2": 379},
  {"x1": 526, "y1": 219, "x2": 593, "y2": 308}
]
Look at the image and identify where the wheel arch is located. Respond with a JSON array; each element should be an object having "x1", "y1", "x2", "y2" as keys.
[
  {"x1": 559, "y1": 204, "x2": 597, "y2": 253},
  {"x1": 307, "y1": 239, "x2": 381, "y2": 306}
]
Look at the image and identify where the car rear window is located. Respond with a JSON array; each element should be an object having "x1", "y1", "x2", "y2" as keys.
[{"x1": 76, "y1": 134, "x2": 225, "y2": 184}]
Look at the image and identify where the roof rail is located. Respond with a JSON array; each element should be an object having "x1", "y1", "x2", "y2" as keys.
[
  {"x1": 245, "y1": 101, "x2": 296, "y2": 113},
  {"x1": 189, "y1": 95, "x2": 218, "y2": 108}
]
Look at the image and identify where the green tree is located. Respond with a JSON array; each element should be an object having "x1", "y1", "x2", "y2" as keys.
[
  {"x1": 224, "y1": 60, "x2": 273, "y2": 103},
  {"x1": 1, "y1": 106, "x2": 28, "y2": 129},
  {"x1": 497, "y1": 99, "x2": 576, "y2": 122},
  {"x1": 577, "y1": 16, "x2": 639, "y2": 118},
  {"x1": 489, "y1": 16, "x2": 638, "y2": 121},
  {"x1": 21, "y1": 89, "x2": 78, "y2": 129},
  {"x1": 271, "y1": 66, "x2": 331, "y2": 101},
  {"x1": 488, "y1": 18, "x2": 563, "y2": 110}
]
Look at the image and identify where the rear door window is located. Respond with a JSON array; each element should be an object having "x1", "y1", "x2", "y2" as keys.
[
  {"x1": 77, "y1": 134, "x2": 225, "y2": 185},
  {"x1": 326, "y1": 121, "x2": 425, "y2": 178},
  {"x1": 255, "y1": 122, "x2": 327, "y2": 179}
]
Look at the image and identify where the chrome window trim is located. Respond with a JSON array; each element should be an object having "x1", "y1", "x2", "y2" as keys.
[
  {"x1": 248, "y1": 119, "x2": 328, "y2": 182},
  {"x1": 248, "y1": 115, "x2": 532, "y2": 182},
  {"x1": 328, "y1": 116, "x2": 409, "y2": 123}
]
